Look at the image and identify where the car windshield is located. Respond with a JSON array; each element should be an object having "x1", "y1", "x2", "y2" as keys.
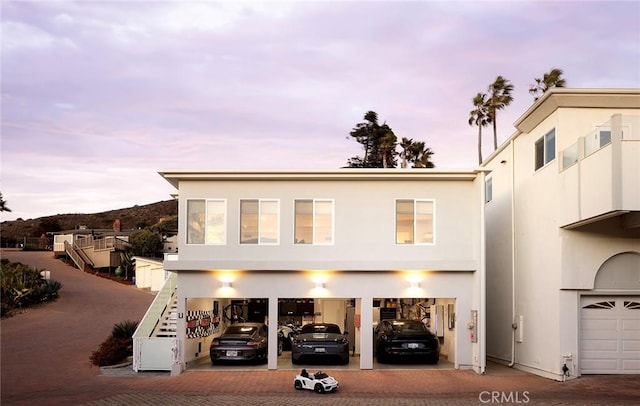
[
  {"x1": 225, "y1": 325, "x2": 257, "y2": 335},
  {"x1": 301, "y1": 324, "x2": 341, "y2": 334},
  {"x1": 390, "y1": 321, "x2": 428, "y2": 333}
]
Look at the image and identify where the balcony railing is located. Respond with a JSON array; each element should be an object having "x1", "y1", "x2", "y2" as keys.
[{"x1": 559, "y1": 114, "x2": 640, "y2": 228}]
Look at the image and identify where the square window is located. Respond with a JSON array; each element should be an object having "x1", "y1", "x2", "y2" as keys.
[
  {"x1": 396, "y1": 199, "x2": 434, "y2": 245},
  {"x1": 295, "y1": 199, "x2": 334, "y2": 245},
  {"x1": 240, "y1": 199, "x2": 279, "y2": 245}
]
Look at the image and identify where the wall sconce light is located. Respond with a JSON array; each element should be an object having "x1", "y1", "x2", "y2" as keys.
[
  {"x1": 315, "y1": 282, "x2": 325, "y2": 289},
  {"x1": 222, "y1": 281, "x2": 232, "y2": 288},
  {"x1": 410, "y1": 281, "x2": 421, "y2": 289}
]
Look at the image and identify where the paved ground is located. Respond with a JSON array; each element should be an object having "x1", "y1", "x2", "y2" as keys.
[{"x1": 2, "y1": 250, "x2": 639, "y2": 406}]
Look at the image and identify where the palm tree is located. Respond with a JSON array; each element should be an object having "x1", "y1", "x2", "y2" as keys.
[
  {"x1": 399, "y1": 137, "x2": 413, "y2": 168},
  {"x1": 529, "y1": 68, "x2": 566, "y2": 101},
  {"x1": 0, "y1": 192, "x2": 11, "y2": 212},
  {"x1": 469, "y1": 93, "x2": 491, "y2": 165},
  {"x1": 487, "y1": 76, "x2": 514, "y2": 150},
  {"x1": 408, "y1": 141, "x2": 435, "y2": 168}
]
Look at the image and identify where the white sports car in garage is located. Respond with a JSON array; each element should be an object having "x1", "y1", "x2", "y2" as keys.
[{"x1": 293, "y1": 369, "x2": 339, "y2": 393}]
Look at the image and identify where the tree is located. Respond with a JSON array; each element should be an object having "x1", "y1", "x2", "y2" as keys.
[
  {"x1": 346, "y1": 111, "x2": 397, "y2": 168},
  {"x1": 0, "y1": 193, "x2": 11, "y2": 212},
  {"x1": 469, "y1": 93, "x2": 491, "y2": 165},
  {"x1": 129, "y1": 229, "x2": 162, "y2": 258},
  {"x1": 399, "y1": 137, "x2": 413, "y2": 168},
  {"x1": 529, "y1": 68, "x2": 566, "y2": 101},
  {"x1": 407, "y1": 141, "x2": 435, "y2": 168},
  {"x1": 487, "y1": 76, "x2": 514, "y2": 150}
]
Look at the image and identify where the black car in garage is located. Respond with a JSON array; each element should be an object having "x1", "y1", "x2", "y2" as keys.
[
  {"x1": 291, "y1": 323, "x2": 350, "y2": 365},
  {"x1": 374, "y1": 319, "x2": 440, "y2": 364},
  {"x1": 210, "y1": 322, "x2": 274, "y2": 364}
]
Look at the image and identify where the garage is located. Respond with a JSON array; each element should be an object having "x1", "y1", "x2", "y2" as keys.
[{"x1": 580, "y1": 296, "x2": 640, "y2": 374}]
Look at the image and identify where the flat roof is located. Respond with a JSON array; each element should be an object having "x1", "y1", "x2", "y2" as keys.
[{"x1": 158, "y1": 168, "x2": 483, "y2": 188}]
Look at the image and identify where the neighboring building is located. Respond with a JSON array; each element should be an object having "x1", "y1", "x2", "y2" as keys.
[
  {"x1": 483, "y1": 88, "x2": 640, "y2": 380},
  {"x1": 134, "y1": 169, "x2": 488, "y2": 374},
  {"x1": 52, "y1": 222, "x2": 132, "y2": 272}
]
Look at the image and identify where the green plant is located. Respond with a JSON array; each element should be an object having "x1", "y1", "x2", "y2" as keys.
[
  {"x1": 90, "y1": 320, "x2": 139, "y2": 366},
  {"x1": 1, "y1": 260, "x2": 62, "y2": 317},
  {"x1": 112, "y1": 320, "x2": 139, "y2": 339}
]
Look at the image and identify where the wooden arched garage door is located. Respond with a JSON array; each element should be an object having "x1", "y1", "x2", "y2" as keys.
[{"x1": 580, "y1": 296, "x2": 640, "y2": 374}]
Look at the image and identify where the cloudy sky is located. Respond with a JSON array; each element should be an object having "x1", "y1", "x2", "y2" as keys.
[{"x1": 1, "y1": 0, "x2": 639, "y2": 222}]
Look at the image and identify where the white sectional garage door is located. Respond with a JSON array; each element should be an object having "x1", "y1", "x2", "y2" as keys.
[{"x1": 580, "y1": 296, "x2": 640, "y2": 374}]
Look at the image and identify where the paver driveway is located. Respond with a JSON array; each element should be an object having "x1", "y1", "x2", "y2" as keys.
[{"x1": 1, "y1": 250, "x2": 639, "y2": 406}]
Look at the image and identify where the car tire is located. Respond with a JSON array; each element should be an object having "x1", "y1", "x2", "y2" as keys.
[
  {"x1": 294, "y1": 380, "x2": 303, "y2": 390},
  {"x1": 278, "y1": 341, "x2": 283, "y2": 356},
  {"x1": 314, "y1": 383, "x2": 325, "y2": 394},
  {"x1": 342, "y1": 356, "x2": 350, "y2": 365}
]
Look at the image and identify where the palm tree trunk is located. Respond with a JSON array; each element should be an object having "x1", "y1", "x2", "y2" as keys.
[
  {"x1": 478, "y1": 127, "x2": 483, "y2": 165},
  {"x1": 492, "y1": 120, "x2": 498, "y2": 150}
]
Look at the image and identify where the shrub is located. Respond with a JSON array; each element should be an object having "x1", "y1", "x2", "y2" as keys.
[
  {"x1": 90, "y1": 336, "x2": 130, "y2": 367},
  {"x1": 90, "y1": 320, "x2": 139, "y2": 366},
  {"x1": 112, "y1": 320, "x2": 139, "y2": 339},
  {"x1": 0, "y1": 260, "x2": 62, "y2": 317}
]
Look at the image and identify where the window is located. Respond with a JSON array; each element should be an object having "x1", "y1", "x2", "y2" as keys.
[
  {"x1": 396, "y1": 199, "x2": 434, "y2": 244},
  {"x1": 485, "y1": 177, "x2": 493, "y2": 203},
  {"x1": 535, "y1": 128, "x2": 556, "y2": 170},
  {"x1": 187, "y1": 199, "x2": 226, "y2": 244},
  {"x1": 240, "y1": 199, "x2": 279, "y2": 244},
  {"x1": 294, "y1": 199, "x2": 334, "y2": 244}
]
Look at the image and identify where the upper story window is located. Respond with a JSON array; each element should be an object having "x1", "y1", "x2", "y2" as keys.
[
  {"x1": 240, "y1": 199, "x2": 279, "y2": 245},
  {"x1": 535, "y1": 128, "x2": 556, "y2": 170},
  {"x1": 485, "y1": 177, "x2": 493, "y2": 203},
  {"x1": 396, "y1": 199, "x2": 434, "y2": 245},
  {"x1": 187, "y1": 199, "x2": 226, "y2": 245},
  {"x1": 294, "y1": 199, "x2": 334, "y2": 245}
]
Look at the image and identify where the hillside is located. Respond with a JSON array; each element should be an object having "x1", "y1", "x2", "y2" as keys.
[{"x1": 0, "y1": 200, "x2": 178, "y2": 245}]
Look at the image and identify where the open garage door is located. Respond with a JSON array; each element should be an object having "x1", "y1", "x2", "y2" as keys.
[{"x1": 580, "y1": 296, "x2": 640, "y2": 374}]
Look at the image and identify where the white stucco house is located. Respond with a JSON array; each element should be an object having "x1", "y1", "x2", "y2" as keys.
[
  {"x1": 134, "y1": 169, "x2": 488, "y2": 374},
  {"x1": 133, "y1": 87, "x2": 639, "y2": 381},
  {"x1": 483, "y1": 88, "x2": 640, "y2": 380}
]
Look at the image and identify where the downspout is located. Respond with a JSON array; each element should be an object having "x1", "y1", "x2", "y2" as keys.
[{"x1": 509, "y1": 139, "x2": 517, "y2": 367}]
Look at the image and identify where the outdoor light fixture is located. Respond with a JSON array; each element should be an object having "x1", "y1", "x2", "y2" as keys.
[
  {"x1": 222, "y1": 281, "x2": 232, "y2": 288},
  {"x1": 315, "y1": 282, "x2": 325, "y2": 289},
  {"x1": 410, "y1": 281, "x2": 421, "y2": 289}
]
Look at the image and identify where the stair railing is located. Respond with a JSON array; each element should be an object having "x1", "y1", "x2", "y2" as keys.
[{"x1": 133, "y1": 272, "x2": 177, "y2": 339}]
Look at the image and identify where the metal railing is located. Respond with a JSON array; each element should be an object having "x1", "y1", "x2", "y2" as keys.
[{"x1": 64, "y1": 240, "x2": 86, "y2": 271}]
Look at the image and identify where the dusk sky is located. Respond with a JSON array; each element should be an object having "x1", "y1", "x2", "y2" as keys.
[{"x1": 1, "y1": 1, "x2": 639, "y2": 222}]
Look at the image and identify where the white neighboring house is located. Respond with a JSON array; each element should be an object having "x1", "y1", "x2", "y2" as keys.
[
  {"x1": 483, "y1": 88, "x2": 640, "y2": 380},
  {"x1": 133, "y1": 169, "x2": 488, "y2": 374}
]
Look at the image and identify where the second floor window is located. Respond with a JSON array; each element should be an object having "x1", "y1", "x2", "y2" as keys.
[
  {"x1": 240, "y1": 199, "x2": 279, "y2": 244},
  {"x1": 396, "y1": 199, "x2": 434, "y2": 245},
  {"x1": 294, "y1": 199, "x2": 334, "y2": 245},
  {"x1": 187, "y1": 199, "x2": 226, "y2": 244},
  {"x1": 535, "y1": 128, "x2": 556, "y2": 170}
]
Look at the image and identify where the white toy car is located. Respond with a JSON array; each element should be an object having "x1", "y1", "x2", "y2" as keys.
[{"x1": 293, "y1": 369, "x2": 339, "y2": 393}]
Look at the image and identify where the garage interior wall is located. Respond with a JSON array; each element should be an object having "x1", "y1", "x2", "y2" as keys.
[{"x1": 175, "y1": 270, "x2": 479, "y2": 371}]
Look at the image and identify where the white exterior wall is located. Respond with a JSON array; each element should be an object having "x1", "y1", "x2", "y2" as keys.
[
  {"x1": 484, "y1": 89, "x2": 640, "y2": 380},
  {"x1": 169, "y1": 176, "x2": 480, "y2": 272},
  {"x1": 159, "y1": 170, "x2": 486, "y2": 374}
]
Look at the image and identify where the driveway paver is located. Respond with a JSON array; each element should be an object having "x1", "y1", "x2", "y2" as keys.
[{"x1": 2, "y1": 250, "x2": 639, "y2": 406}]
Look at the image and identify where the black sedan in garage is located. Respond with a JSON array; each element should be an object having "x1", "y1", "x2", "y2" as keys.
[
  {"x1": 374, "y1": 319, "x2": 440, "y2": 364},
  {"x1": 210, "y1": 322, "x2": 274, "y2": 364},
  {"x1": 291, "y1": 323, "x2": 350, "y2": 365}
]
